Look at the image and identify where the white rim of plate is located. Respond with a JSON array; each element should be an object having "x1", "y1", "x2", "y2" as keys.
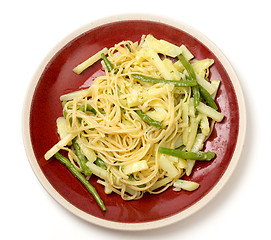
[{"x1": 22, "y1": 13, "x2": 247, "y2": 231}]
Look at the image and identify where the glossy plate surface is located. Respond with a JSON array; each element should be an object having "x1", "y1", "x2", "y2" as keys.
[{"x1": 23, "y1": 15, "x2": 246, "y2": 230}]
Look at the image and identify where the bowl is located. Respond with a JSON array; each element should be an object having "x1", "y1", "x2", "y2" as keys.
[{"x1": 22, "y1": 14, "x2": 246, "y2": 231}]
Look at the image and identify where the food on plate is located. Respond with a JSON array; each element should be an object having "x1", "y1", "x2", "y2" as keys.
[{"x1": 44, "y1": 34, "x2": 224, "y2": 211}]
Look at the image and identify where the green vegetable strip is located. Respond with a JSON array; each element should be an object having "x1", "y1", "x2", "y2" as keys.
[
  {"x1": 72, "y1": 138, "x2": 92, "y2": 176},
  {"x1": 62, "y1": 101, "x2": 73, "y2": 126},
  {"x1": 86, "y1": 105, "x2": 97, "y2": 114},
  {"x1": 78, "y1": 104, "x2": 105, "y2": 115},
  {"x1": 198, "y1": 85, "x2": 218, "y2": 110},
  {"x1": 78, "y1": 104, "x2": 97, "y2": 114},
  {"x1": 131, "y1": 74, "x2": 197, "y2": 87},
  {"x1": 54, "y1": 152, "x2": 106, "y2": 211},
  {"x1": 65, "y1": 102, "x2": 100, "y2": 116},
  {"x1": 94, "y1": 158, "x2": 107, "y2": 170},
  {"x1": 177, "y1": 54, "x2": 196, "y2": 80},
  {"x1": 192, "y1": 85, "x2": 200, "y2": 106},
  {"x1": 136, "y1": 110, "x2": 163, "y2": 128},
  {"x1": 62, "y1": 101, "x2": 68, "y2": 118},
  {"x1": 98, "y1": 108, "x2": 105, "y2": 114},
  {"x1": 158, "y1": 147, "x2": 216, "y2": 161},
  {"x1": 128, "y1": 174, "x2": 137, "y2": 181},
  {"x1": 101, "y1": 53, "x2": 113, "y2": 72},
  {"x1": 177, "y1": 54, "x2": 200, "y2": 106}
]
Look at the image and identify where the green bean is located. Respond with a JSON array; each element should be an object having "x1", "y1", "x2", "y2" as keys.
[
  {"x1": 72, "y1": 138, "x2": 92, "y2": 176},
  {"x1": 98, "y1": 108, "x2": 105, "y2": 114},
  {"x1": 94, "y1": 158, "x2": 107, "y2": 170},
  {"x1": 198, "y1": 84, "x2": 218, "y2": 110},
  {"x1": 101, "y1": 53, "x2": 113, "y2": 72},
  {"x1": 136, "y1": 110, "x2": 163, "y2": 128},
  {"x1": 128, "y1": 174, "x2": 137, "y2": 181},
  {"x1": 79, "y1": 104, "x2": 105, "y2": 115},
  {"x1": 62, "y1": 101, "x2": 73, "y2": 126},
  {"x1": 131, "y1": 74, "x2": 197, "y2": 87},
  {"x1": 62, "y1": 101, "x2": 68, "y2": 118},
  {"x1": 54, "y1": 152, "x2": 106, "y2": 211},
  {"x1": 63, "y1": 102, "x2": 97, "y2": 116},
  {"x1": 192, "y1": 85, "x2": 200, "y2": 106},
  {"x1": 158, "y1": 147, "x2": 216, "y2": 161},
  {"x1": 78, "y1": 104, "x2": 97, "y2": 114},
  {"x1": 177, "y1": 54, "x2": 196, "y2": 80},
  {"x1": 86, "y1": 105, "x2": 97, "y2": 114},
  {"x1": 85, "y1": 105, "x2": 102, "y2": 114},
  {"x1": 177, "y1": 54, "x2": 200, "y2": 106},
  {"x1": 77, "y1": 105, "x2": 86, "y2": 116}
]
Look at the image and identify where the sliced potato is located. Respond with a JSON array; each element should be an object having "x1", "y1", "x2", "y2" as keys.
[{"x1": 173, "y1": 179, "x2": 199, "y2": 191}]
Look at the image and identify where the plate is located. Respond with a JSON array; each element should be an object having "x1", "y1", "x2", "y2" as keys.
[{"x1": 22, "y1": 14, "x2": 246, "y2": 230}]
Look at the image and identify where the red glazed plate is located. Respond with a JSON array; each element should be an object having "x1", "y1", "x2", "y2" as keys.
[{"x1": 22, "y1": 14, "x2": 246, "y2": 230}]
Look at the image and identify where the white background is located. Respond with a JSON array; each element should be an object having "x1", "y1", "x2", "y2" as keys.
[{"x1": 1, "y1": 0, "x2": 270, "y2": 239}]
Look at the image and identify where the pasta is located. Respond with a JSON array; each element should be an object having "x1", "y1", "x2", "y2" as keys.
[{"x1": 45, "y1": 34, "x2": 224, "y2": 202}]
